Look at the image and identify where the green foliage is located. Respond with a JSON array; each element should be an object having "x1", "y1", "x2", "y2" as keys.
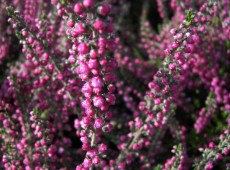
[
  {"x1": 33, "y1": 107, "x2": 50, "y2": 120},
  {"x1": 59, "y1": 0, "x2": 67, "y2": 5},
  {"x1": 6, "y1": 6, "x2": 14, "y2": 16},
  {"x1": 185, "y1": 9, "x2": 196, "y2": 26},
  {"x1": 132, "y1": 48, "x2": 142, "y2": 59},
  {"x1": 225, "y1": 40, "x2": 230, "y2": 49},
  {"x1": 153, "y1": 164, "x2": 163, "y2": 170}
]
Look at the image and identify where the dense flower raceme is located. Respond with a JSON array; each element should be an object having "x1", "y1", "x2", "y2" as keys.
[
  {"x1": 113, "y1": 3, "x2": 210, "y2": 167},
  {"x1": 53, "y1": 0, "x2": 118, "y2": 169},
  {"x1": 0, "y1": 0, "x2": 229, "y2": 170}
]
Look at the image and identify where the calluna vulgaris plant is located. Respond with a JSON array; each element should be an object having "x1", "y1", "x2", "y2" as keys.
[{"x1": 0, "y1": 0, "x2": 229, "y2": 169}]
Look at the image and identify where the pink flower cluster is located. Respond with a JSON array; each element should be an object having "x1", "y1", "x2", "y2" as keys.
[{"x1": 0, "y1": 0, "x2": 229, "y2": 170}]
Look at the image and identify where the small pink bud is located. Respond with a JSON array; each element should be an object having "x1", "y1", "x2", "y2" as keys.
[
  {"x1": 98, "y1": 38, "x2": 107, "y2": 48},
  {"x1": 154, "y1": 98, "x2": 162, "y2": 105},
  {"x1": 99, "y1": 143, "x2": 107, "y2": 153},
  {"x1": 83, "y1": 0, "x2": 93, "y2": 8},
  {"x1": 74, "y1": 3, "x2": 83, "y2": 15},
  {"x1": 91, "y1": 76, "x2": 103, "y2": 88},
  {"x1": 97, "y1": 3, "x2": 111, "y2": 16},
  {"x1": 74, "y1": 119, "x2": 80, "y2": 129},
  {"x1": 81, "y1": 82, "x2": 93, "y2": 97},
  {"x1": 67, "y1": 20, "x2": 74, "y2": 27},
  {"x1": 88, "y1": 59, "x2": 98, "y2": 69},
  {"x1": 68, "y1": 55, "x2": 75, "y2": 64},
  {"x1": 37, "y1": 131, "x2": 42, "y2": 138},
  {"x1": 172, "y1": 42, "x2": 179, "y2": 49},
  {"x1": 79, "y1": 62, "x2": 90, "y2": 74},
  {"x1": 93, "y1": 157, "x2": 100, "y2": 164},
  {"x1": 81, "y1": 98, "x2": 91, "y2": 109},
  {"x1": 90, "y1": 50, "x2": 98, "y2": 58},
  {"x1": 176, "y1": 33, "x2": 183, "y2": 39},
  {"x1": 78, "y1": 43, "x2": 89, "y2": 54},
  {"x1": 94, "y1": 118, "x2": 104, "y2": 129},
  {"x1": 93, "y1": 96, "x2": 104, "y2": 108},
  {"x1": 169, "y1": 63, "x2": 176, "y2": 70},
  {"x1": 174, "y1": 52, "x2": 182, "y2": 60},
  {"x1": 80, "y1": 136, "x2": 88, "y2": 144},
  {"x1": 22, "y1": 30, "x2": 28, "y2": 37},
  {"x1": 170, "y1": 28, "x2": 177, "y2": 35},
  {"x1": 107, "y1": 84, "x2": 115, "y2": 93},
  {"x1": 75, "y1": 23, "x2": 85, "y2": 35},
  {"x1": 93, "y1": 20, "x2": 104, "y2": 31},
  {"x1": 98, "y1": 48, "x2": 105, "y2": 55},
  {"x1": 105, "y1": 94, "x2": 116, "y2": 105},
  {"x1": 164, "y1": 48, "x2": 171, "y2": 55}
]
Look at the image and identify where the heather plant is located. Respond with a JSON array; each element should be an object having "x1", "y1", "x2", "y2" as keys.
[{"x1": 0, "y1": 0, "x2": 229, "y2": 170}]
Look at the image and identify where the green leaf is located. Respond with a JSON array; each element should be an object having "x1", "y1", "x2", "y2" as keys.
[
  {"x1": 132, "y1": 48, "x2": 142, "y2": 59},
  {"x1": 15, "y1": 30, "x2": 23, "y2": 40},
  {"x1": 185, "y1": 9, "x2": 195, "y2": 26},
  {"x1": 194, "y1": 99, "x2": 200, "y2": 108},
  {"x1": 177, "y1": 143, "x2": 182, "y2": 151},
  {"x1": 41, "y1": 109, "x2": 50, "y2": 120},
  {"x1": 226, "y1": 40, "x2": 230, "y2": 49},
  {"x1": 59, "y1": 0, "x2": 67, "y2": 5},
  {"x1": 153, "y1": 164, "x2": 163, "y2": 170},
  {"x1": 6, "y1": 6, "x2": 14, "y2": 15}
]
